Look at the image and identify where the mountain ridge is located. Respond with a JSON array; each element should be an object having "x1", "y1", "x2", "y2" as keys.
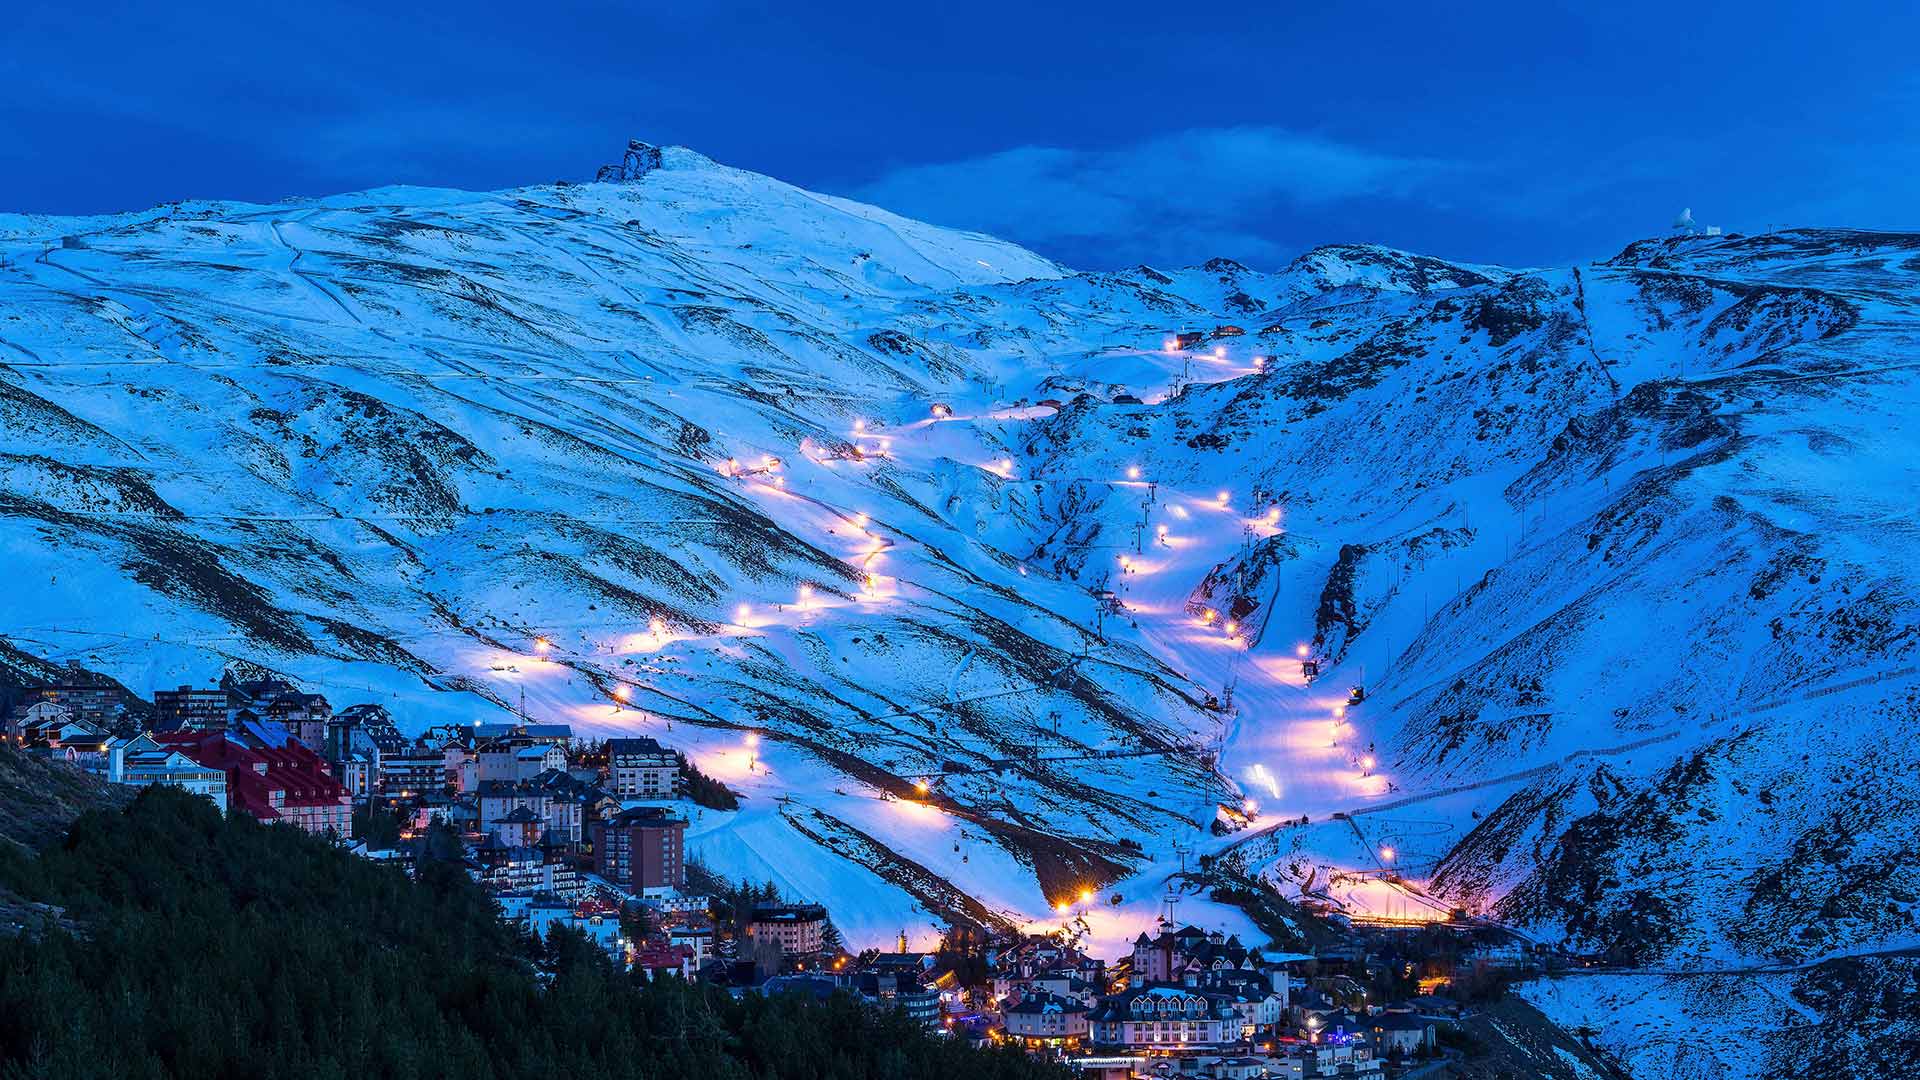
[{"x1": 2, "y1": 141, "x2": 1917, "y2": 1077}]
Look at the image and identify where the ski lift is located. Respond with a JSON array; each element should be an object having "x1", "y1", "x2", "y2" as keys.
[
  {"x1": 1301, "y1": 659, "x2": 1320, "y2": 682},
  {"x1": 1348, "y1": 685, "x2": 1366, "y2": 706}
]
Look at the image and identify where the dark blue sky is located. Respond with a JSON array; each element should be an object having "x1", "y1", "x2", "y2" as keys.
[{"x1": 5, "y1": 1, "x2": 1915, "y2": 270}]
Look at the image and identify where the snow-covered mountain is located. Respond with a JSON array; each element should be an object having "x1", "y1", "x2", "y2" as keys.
[{"x1": 4, "y1": 139, "x2": 1918, "y2": 1076}]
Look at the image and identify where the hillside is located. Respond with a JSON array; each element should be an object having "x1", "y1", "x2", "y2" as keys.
[
  {"x1": 2, "y1": 140, "x2": 1918, "y2": 1073},
  {"x1": 0, "y1": 785, "x2": 1062, "y2": 1079}
]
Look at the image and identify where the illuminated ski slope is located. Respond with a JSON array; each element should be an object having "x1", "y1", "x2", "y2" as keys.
[{"x1": 3, "y1": 145, "x2": 1918, "y2": 989}]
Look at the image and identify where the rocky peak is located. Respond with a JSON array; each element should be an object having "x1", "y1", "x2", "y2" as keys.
[{"x1": 596, "y1": 139, "x2": 665, "y2": 183}]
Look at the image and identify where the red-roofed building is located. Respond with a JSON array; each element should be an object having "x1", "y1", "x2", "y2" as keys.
[
  {"x1": 155, "y1": 731, "x2": 352, "y2": 838},
  {"x1": 631, "y1": 940, "x2": 696, "y2": 981}
]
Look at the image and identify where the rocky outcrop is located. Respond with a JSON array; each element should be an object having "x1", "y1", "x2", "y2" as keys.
[{"x1": 596, "y1": 139, "x2": 665, "y2": 182}]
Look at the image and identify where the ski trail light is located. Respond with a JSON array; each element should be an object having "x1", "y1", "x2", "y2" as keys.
[
  {"x1": 649, "y1": 616, "x2": 666, "y2": 638},
  {"x1": 853, "y1": 419, "x2": 866, "y2": 432},
  {"x1": 1156, "y1": 524, "x2": 1169, "y2": 538},
  {"x1": 613, "y1": 684, "x2": 631, "y2": 702},
  {"x1": 798, "y1": 584, "x2": 815, "y2": 604},
  {"x1": 534, "y1": 637, "x2": 551, "y2": 654},
  {"x1": 1380, "y1": 846, "x2": 1395, "y2": 862},
  {"x1": 1213, "y1": 346, "x2": 1226, "y2": 359},
  {"x1": 1079, "y1": 888, "x2": 1094, "y2": 904},
  {"x1": 744, "y1": 733, "x2": 760, "y2": 748},
  {"x1": 1055, "y1": 902, "x2": 1071, "y2": 916},
  {"x1": 1266, "y1": 507, "x2": 1281, "y2": 524},
  {"x1": 735, "y1": 603, "x2": 751, "y2": 622},
  {"x1": 853, "y1": 512, "x2": 869, "y2": 529},
  {"x1": 915, "y1": 779, "x2": 930, "y2": 794},
  {"x1": 1296, "y1": 644, "x2": 1309, "y2": 657},
  {"x1": 1000, "y1": 458, "x2": 1014, "y2": 474},
  {"x1": 1163, "y1": 337, "x2": 1177, "y2": 351},
  {"x1": 1253, "y1": 356, "x2": 1266, "y2": 370},
  {"x1": 1362, "y1": 755, "x2": 1376, "y2": 770},
  {"x1": 1127, "y1": 465, "x2": 1142, "y2": 480},
  {"x1": 1225, "y1": 621, "x2": 1238, "y2": 635},
  {"x1": 1216, "y1": 490, "x2": 1231, "y2": 505}
]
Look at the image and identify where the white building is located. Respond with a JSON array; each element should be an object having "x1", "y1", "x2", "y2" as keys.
[{"x1": 101, "y1": 734, "x2": 230, "y2": 813}]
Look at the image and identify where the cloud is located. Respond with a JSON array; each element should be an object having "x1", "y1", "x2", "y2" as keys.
[{"x1": 850, "y1": 127, "x2": 1461, "y2": 269}]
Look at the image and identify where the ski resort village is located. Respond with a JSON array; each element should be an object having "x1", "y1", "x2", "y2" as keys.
[
  {"x1": 1, "y1": 140, "x2": 1917, "y2": 1079},
  {"x1": 6, "y1": 671, "x2": 1539, "y2": 1077}
]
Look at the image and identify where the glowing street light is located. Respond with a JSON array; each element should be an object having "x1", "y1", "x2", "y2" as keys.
[
  {"x1": 1380, "y1": 846, "x2": 1396, "y2": 862},
  {"x1": 1126, "y1": 465, "x2": 1142, "y2": 480},
  {"x1": 914, "y1": 779, "x2": 930, "y2": 794},
  {"x1": 534, "y1": 637, "x2": 551, "y2": 654},
  {"x1": 1079, "y1": 888, "x2": 1094, "y2": 904},
  {"x1": 736, "y1": 603, "x2": 752, "y2": 622}
]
